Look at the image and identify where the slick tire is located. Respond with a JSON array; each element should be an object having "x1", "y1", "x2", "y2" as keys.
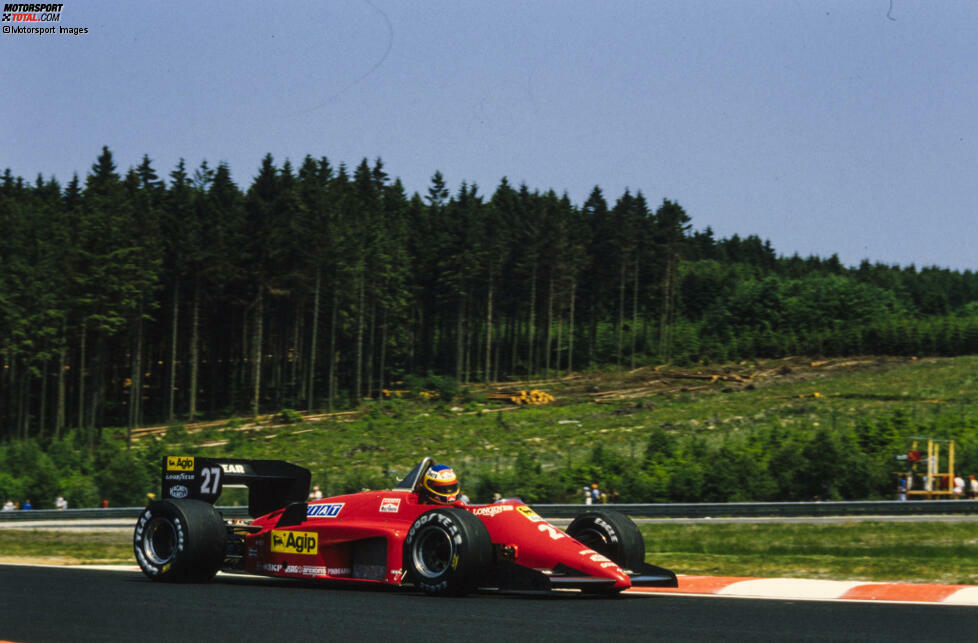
[
  {"x1": 566, "y1": 510, "x2": 645, "y2": 572},
  {"x1": 134, "y1": 499, "x2": 226, "y2": 583},
  {"x1": 404, "y1": 508, "x2": 493, "y2": 596}
]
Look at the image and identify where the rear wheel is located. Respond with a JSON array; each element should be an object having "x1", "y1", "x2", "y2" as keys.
[
  {"x1": 566, "y1": 510, "x2": 645, "y2": 572},
  {"x1": 134, "y1": 499, "x2": 226, "y2": 582},
  {"x1": 404, "y1": 508, "x2": 492, "y2": 596}
]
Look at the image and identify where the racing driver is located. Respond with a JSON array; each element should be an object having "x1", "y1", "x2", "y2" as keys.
[{"x1": 419, "y1": 464, "x2": 462, "y2": 505}]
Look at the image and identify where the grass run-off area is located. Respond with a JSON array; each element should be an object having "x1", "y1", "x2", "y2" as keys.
[
  {"x1": 640, "y1": 520, "x2": 978, "y2": 585},
  {"x1": 4, "y1": 520, "x2": 978, "y2": 585}
]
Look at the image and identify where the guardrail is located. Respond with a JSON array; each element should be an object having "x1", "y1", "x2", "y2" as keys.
[{"x1": 1, "y1": 499, "x2": 976, "y2": 523}]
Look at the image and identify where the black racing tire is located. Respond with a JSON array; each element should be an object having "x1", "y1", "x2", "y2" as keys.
[
  {"x1": 566, "y1": 510, "x2": 645, "y2": 572},
  {"x1": 133, "y1": 499, "x2": 226, "y2": 583},
  {"x1": 403, "y1": 508, "x2": 493, "y2": 596}
]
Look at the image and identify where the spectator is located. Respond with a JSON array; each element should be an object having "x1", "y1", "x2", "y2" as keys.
[
  {"x1": 492, "y1": 492, "x2": 502, "y2": 503},
  {"x1": 55, "y1": 494, "x2": 68, "y2": 510},
  {"x1": 970, "y1": 475, "x2": 978, "y2": 500},
  {"x1": 101, "y1": 499, "x2": 109, "y2": 508},
  {"x1": 583, "y1": 485, "x2": 592, "y2": 505},
  {"x1": 591, "y1": 483, "x2": 601, "y2": 505},
  {"x1": 897, "y1": 477, "x2": 907, "y2": 501},
  {"x1": 2, "y1": 499, "x2": 13, "y2": 512},
  {"x1": 954, "y1": 475, "x2": 965, "y2": 499},
  {"x1": 22, "y1": 499, "x2": 31, "y2": 510},
  {"x1": 309, "y1": 485, "x2": 323, "y2": 500}
]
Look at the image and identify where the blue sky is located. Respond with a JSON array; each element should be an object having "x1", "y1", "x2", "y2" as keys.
[{"x1": 3, "y1": 0, "x2": 976, "y2": 270}]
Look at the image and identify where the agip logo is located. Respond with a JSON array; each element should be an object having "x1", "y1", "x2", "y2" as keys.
[
  {"x1": 270, "y1": 530, "x2": 318, "y2": 555},
  {"x1": 166, "y1": 456, "x2": 194, "y2": 472}
]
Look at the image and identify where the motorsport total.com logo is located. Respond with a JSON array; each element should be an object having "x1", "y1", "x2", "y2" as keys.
[{"x1": 2, "y1": 3, "x2": 88, "y2": 35}]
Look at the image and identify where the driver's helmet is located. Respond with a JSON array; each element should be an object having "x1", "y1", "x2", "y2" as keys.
[{"x1": 421, "y1": 464, "x2": 459, "y2": 505}]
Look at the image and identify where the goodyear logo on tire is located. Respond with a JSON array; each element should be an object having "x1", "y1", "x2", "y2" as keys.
[
  {"x1": 270, "y1": 530, "x2": 318, "y2": 555},
  {"x1": 166, "y1": 456, "x2": 194, "y2": 471}
]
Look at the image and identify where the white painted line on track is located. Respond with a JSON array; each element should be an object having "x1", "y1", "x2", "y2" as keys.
[{"x1": 717, "y1": 578, "x2": 873, "y2": 600}]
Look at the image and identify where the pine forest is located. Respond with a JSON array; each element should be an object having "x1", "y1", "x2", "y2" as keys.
[{"x1": 4, "y1": 146, "x2": 978, "y2": 447}]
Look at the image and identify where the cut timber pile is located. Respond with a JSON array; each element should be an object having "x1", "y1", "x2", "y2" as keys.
[
  {"x1": 487, "y1": 389, "x2": 556, "y2": 405},
  {"x1": 128, "y1": 410, "x2": 357, "y2": 441},
  {"x1": 590, "y1": 368, "x2": 752, "y2": 402}
]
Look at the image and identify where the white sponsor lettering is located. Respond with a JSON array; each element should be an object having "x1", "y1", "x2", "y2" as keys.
[
  {"x1": 471, "y1": 505, "x2": 513, "y2": 518},
  {"x1": 307, "y1": 502, "x2": 344, "y2": 518}
]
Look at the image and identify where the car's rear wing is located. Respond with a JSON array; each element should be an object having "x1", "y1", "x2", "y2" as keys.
[{"x1": 161, "y1": 456, "x2": 311, "y2": 518}]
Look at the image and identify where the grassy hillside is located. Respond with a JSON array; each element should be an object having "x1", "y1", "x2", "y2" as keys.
[{"x1": 112, "y1": 355, "x2": 978, "y2": 504}]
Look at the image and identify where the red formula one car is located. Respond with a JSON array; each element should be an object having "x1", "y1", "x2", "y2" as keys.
[{"x1": 133, "y1": 455, "x2": 677, "y2": 595}]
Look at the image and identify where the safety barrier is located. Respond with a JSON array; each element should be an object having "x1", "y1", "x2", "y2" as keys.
[{"x1": 1, "y1": 499, "x2": 976, "y2": 523}]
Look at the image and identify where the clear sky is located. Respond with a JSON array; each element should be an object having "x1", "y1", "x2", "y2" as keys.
[{"x1": 3, "y1": 1, "x2": 976, "y2": 270}]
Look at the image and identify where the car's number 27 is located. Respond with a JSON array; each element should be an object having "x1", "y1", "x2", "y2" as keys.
[{"x1": 200, "y1": 466, "x2": 222, "y2": 495}]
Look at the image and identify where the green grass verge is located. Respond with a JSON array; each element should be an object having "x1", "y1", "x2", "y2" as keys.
[
  {"x1": 0, "y1": 529, "x2": 132, "y2": 564},
  {"x1": 640, "y1": 521, "x2": 978, "y2": 584}
]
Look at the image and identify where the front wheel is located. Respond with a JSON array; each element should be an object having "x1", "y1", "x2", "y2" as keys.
[
  {"x1": 566, "y1": 510, "x2": 645, "y2": 572},
  {"x1": 404, "y1": 508, "x2": 492, "y2": 596},
  {"x1": 134, "y1": 499, "x2": 226, "y2": 582}
]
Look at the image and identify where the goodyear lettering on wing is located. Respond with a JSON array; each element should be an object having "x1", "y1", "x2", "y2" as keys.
[
  {"x1": 379, "y1": 497, "x2": 400, "y2": 513},
  {"x1": 166, "y1": 456, "x2": 194, "y2": 471},
  {"x1": 219, "y1": 463, "x2": 245, "y2": 474},
  {"x1": 270, "y1": 530, "x2": 318, "y2": 555},
  {"x1": 306, "y1": 502, "x2": 344, "y2": 518}
]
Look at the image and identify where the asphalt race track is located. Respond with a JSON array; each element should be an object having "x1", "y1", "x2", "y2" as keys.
[{"x1": 1, "y1": 564, "x2": 974, "y2": 642}]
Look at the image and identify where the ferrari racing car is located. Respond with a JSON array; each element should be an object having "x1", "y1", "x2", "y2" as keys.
[{"x1": 133, "y1": 455, "x2": 678, "y2": 595}]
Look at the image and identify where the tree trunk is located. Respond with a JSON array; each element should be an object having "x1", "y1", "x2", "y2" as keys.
[
  {"x1": 328, "y1": 288, "x2": 338, "y2": 412},
  {"x1": 56, "y1": 317, "x2": 66, "y2": 437},
  {"x1": 307, "y1": 267, "x2": 321, "y2": 410},
  {"x1": 659, "y1": 253, "x2": 675, "y2": 362},
  {"x1": 77, "y1": 323, "x2": 86, "y2": 429},
  {"x1": 128, "y1": 308, "x2": 145, "y2": 445},
  {"x1": 188, "y1": 279, "x2": 200, "y2": 421},
  {"x1": 617, "y1": 259, "x2": 625, "y2": 369},
  {"x1": 366, "y1": 298, "x2": 376, "y2": 399},
  {"x1": 527, "y1": 263, "x2": 537, "y2": 376},
  {"x1": 355, "y1": 272, "x2": 365, "y2": 402},
  {"x1": 568, "y1": 280, "x2": 576, "y2": 374},
  {"x1": 456, "y1": 294, "x2": 465, "y2": 380},
  {"x1": 484, "y1": 282, "x2": 493, "y2": 384},
  {"x1": 545, "y1": 273, "x2": 554, "y2": 376},
  {"x1": 167, "y1": 282, "x2": 179, "y2": 423},
  {"x1": 39, "y1": 359, "x2": 48, "y2": 437},
  {"x1": 631, "y1": 257, "x2": 639, "y2": 369},
  {"x1": 251, "y1": 288, "x2": 264, "y2": 417},
  {"x1": 378, "y1": 308, "x2": 387, "y2": 397}
]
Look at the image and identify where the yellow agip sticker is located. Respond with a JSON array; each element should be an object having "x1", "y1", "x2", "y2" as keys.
[
  {"x1": 166, "y1": 456, "x2": 194, "y2": 471},
  {"x1": 270, "y1": 530, "x2": 319, "y2": 555}
]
